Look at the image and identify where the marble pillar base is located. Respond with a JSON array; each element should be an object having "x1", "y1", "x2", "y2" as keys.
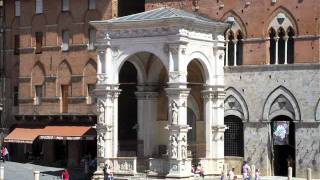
[
  {"x1": 198, "y1": 158, "x2": 224, "y2": 175},
  {"x1": 166, "y1": 159, "x2": 192, "y2": 178},
  {"x1": 91, "y1": 170, "x2": 104, "y2": 180}
]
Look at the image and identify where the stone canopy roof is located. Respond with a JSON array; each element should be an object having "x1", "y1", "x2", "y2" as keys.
[
  {"x1": 106, "y1": 7, "x2": 222, "y2": 24},
  {"x1": 91, "y1": 7, "x2": 228, "y2": 30}
]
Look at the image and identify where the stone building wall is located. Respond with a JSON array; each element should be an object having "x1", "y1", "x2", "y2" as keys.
[{"x1": 224, "y1": 64, "x2": 320, "y2": 177}]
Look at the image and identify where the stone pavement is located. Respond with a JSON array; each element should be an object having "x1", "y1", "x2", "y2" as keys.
[
  {"x1": 0, "y1": 161, "x2": 87, "y2": 180},
  {"x1": 0, "y1": 162, "x2": 317, "y2": 180}
]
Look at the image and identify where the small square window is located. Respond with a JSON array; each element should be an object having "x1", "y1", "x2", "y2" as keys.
[
  {"x1": 35, "y1": 0, "x2": 43, "y2": 14},
  {"x1": 88, "y1": 0, "x2": 96, "y2": 10},
  {"x1": 88, "y1": 28, "x2": 96, "y2": 50},
  {"x1": 14, "y1": 35, "x2": 20, "y2": 55},
  {"x1": 62, "y1": 30, "x2": 69, "y2": 51},
  {"x1": 35, "y1": 32, "x2": 43, "y2": 54},
  {"x1": 62, "y1": 0, "x2": 69, "y2": 11},
  {"x1": 15, "y1": 1, "x2": 21, "y2": 17}
]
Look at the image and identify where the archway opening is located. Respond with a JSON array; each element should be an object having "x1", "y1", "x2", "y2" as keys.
[
  {"x1": 271, "y1": 115, "x2": 295, "y2": 177},
  {"x1": 187, "y1": 60, "x2": 205, "y2": 158},
  {"x1": 224, "y1": 115, "x2": 244, "y2": 157},
  {"x1": 269, "y1": 28, "x2": 276, "y2": 64},
  {"x1": 118, "y1": 61, "x2": 138, "y2": 156}
]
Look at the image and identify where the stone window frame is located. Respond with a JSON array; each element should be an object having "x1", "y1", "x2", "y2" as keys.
[
  {"x1": 224, "y1": 16, "x2": 245, "y2": 67},
  {"x1": 15, "y1": 0, "x2": 21, "y2": 17},
  {"x1": 268, "y1": 12, "x2": 296, "y2": 65}
]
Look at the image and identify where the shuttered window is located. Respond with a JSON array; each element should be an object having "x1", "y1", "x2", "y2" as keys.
[
  {"x1": 62, "y1": 0, "x2": 69, "y2": 11},
  {"x1": 62, "y1": 30, "x2": 69, "y2": 51},
  {"x1": 35, "y1": 32, "x2": 43, "y2": 54},
  {"x1": 15, "y1": 0, "x2": 21, "y2": 17}
]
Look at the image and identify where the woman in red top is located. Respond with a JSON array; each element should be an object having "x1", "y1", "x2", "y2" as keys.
[{"x1": 61, "y1": 169, "x2": 69, "y2": 180}]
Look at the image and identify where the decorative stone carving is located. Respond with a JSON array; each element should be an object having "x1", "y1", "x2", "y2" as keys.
[
  {"x1": 97, "y1": 132, "x2": 106, "y2": 157},
  {"x1": 97, "y1": 74, "x2": 108, "y2": 84},
  {"x1": 170, "y1": 135, "x2": 178, "y2": 159},
  {"x1": 170, "y1": 100, "x2": 179, "y2": 125}
]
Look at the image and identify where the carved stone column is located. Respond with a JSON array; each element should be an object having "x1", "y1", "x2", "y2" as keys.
[
  {"x1": 95, "y1": 84, "x2": 121, "y2": 171},
  {"x1": 202, "y1": 86, "x2": 226, "y2": 174},
  {"x1": 135, "y1": 90, "x2": 159, "y2": 157},
  {"x1": 165, "y1": 87, "x2": 191, "y2": 178},
  {"x1": 275, "y1": 36, "x2": 279, "y2": 65}
]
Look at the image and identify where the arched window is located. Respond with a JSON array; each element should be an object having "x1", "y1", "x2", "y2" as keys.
[
  {"x1": 269, "y1": 28, "x2": 276, "y2": 64},
  {"x1": 268, "y1": 12, "x2": 296, "y2": 65},
  {"x1": 226, "y1": 31, "x2": 234, "y2": 66},
  {"x1": 224, "y1": 115, "x2": 244, "y2": 157},
  {"x1": 278, "y1": 28, "x2": 286, "y2": 64},
  {"x1": 224, "y1": 16, "x2": 245, "y2": 66},
  {"x1": 287, "y1": 27, "x2": 295, "y2": 64},
  {"x1": 236, "y1": 31, "x2": 243, "y2": 65}
]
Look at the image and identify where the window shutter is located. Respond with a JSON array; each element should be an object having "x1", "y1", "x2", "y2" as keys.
[{"x1": 88, "y1": 29, "x2": 96, "y2": 50}]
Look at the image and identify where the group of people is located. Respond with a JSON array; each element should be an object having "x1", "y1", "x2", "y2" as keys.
[
  {"x1": 221, "y1": 161, "x2": 261, "y2": 180},
  {"x1": 191, "y1": 164, "x2": 205, "y2": 177},
  {"x1": 0, "y1": 146, "x2": 9, "y2": 162}
]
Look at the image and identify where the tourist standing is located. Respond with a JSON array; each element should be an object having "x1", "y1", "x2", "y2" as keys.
[
  {"x1": 228, "y1": 168, "x2": 235, "y2": 180},
  {"x1": 255, "y1": 169, "x2": 261, "y2": 180},
  {"x1": 242, "y1": 161, "x2": 251, "y2": 180}
]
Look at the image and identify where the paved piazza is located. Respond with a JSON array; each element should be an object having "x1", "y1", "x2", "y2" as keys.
[{"x1": 0, "y1": 161, "x2": 85, "y2": 180}]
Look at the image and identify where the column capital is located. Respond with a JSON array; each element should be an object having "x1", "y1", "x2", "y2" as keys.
[
  {"x1": 274, "y1": 36, "x2": 280, "y2": 41},
  {"x1": 202, "y1": 87, "x2": 226, "y2": 100},
  {"x1": 94, "y1": 84, "x2": 121, "y2": 98},
  {"x1": 232, "y1": 39, "x2": 238, "y2": 44}
]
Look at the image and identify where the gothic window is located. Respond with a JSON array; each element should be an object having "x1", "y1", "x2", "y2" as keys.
[
  {"x1": 236, "y1": 31, "x2": 243, "y2": 65},
  {"x1": 35, "y1": 0, "x2": 43, "y2": 14},
  {"x1": 268, "y1": 12, "x2": 296, "y2": 65},
  {"x1": 224, "y1": 115, "x2": 244, "y2": 157},
  {"x1": 278, "y1": 28, "x2": 286, "y2": 64},
  {"x1": 224, "y1": 16, "x2": 245, "y2": 66},
  {"x1": 287, "y1": 27, "x2": 295, "y2": 64},
  {"x1": 34, "y1": 85, "x2": 43, "y2": 105},
  {"x1": 269, "y1": 28, "x2": 276, "y2": 64}
]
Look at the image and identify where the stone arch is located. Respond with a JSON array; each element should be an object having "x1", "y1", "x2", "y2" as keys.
[
  {"x1": 185, "y1": 51, "x2": 211, "y2": 84},
  {"x1": 262, "y1": 86, "x2": 301, "y2": 121},
  {"x1": 265, "y1": 6, "x2": 298, "y2": 36},
  {"x1": 224, "y1": 87, "x2": 249, "y2": 122},
  {"x1": 57, "y1": 60, "x2": 72, "y2": 85},
  {"x1": 222, "y1": 10, "x2": 247, "y2": 38},
  {"x1": 114, "y1": 48, "x2": 168, "y2": 83},
  {"x1": 315, "y1": 98, "x2": 320, "y2": 121},
  {"x1": 146, "y1": 55, "x2": 166, "y2": 83}
]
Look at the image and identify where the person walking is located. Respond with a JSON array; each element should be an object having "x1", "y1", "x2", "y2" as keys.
[{"x1": 242, "y1": 161, "x2": 251, "y2": 180}]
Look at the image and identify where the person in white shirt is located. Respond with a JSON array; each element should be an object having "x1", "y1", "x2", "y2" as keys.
[{"x1": 228, "y1": 168, "x2": 235, "y2": 180}]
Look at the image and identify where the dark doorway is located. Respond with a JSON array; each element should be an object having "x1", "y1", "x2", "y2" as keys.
[
  {"x1": 224, "y1": 115, "x2": 244, "y2": 157},
  {"x1": 187, "y1": 108, "x2": 197, "y2": 157},
  {"x1": 271, "y1": 115, "x2": 295, "y2": 177},
  {"x1": 118, "y1": 62, "x2": 138, "y2": 156},
  {"x1": 118, "y1": 0, "x2": 145, "y2": 17}
]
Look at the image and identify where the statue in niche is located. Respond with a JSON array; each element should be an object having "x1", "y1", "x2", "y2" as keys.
[
  {"x1": 97, "y1": 99, "x2": 105, "y2": 113},
  {"x1": 170, "y1": 135, "x2": 178, "y2": 158},
  {"x1": 181, "y1": 145, "x2": 187, "y2": 159},
  {"x1": 97, "y1": 132, "x2": 105, "y2": 157},
  {"x1": 170, "y1": 100, "x2": 179, "y2": 125}
]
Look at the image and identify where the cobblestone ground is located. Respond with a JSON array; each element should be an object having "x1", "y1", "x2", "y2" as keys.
[
  {"x1": 0, "y1": 161, "x2": 315, "y2": 180},
  {"x1": 0, "y1": 161, "x2": 87, "y2": 180}
]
